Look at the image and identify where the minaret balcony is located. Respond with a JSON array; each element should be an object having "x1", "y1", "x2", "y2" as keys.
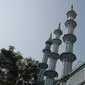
[
  {"x1": 54, "y1": 29, "x2": 62, "y2": 36},
  {"x1": 63, "y1": 34, "x2": 77, "y2": 43},
  {"x1": 60, "y1": 52, "x2": 76, "y2": 62},
  {"x1": 42, "y1": 48, "x2": 51, "y2": 55},
  {"x1": 45, "y1": 40, "x2": 52, "y2": 46},
  {"x1": 43, "y1": 70, "x2": 58, "y2": 78},
  {"x1": 65, "y1": 19, "x2": 77, "y2": 28},
  {"x1": 38, "y1": 63, "x2": 48, "y2": 69},
  {"x1": 48, "y1": 52, "x2": 59, "y2": 60},
  {"x1": 52, "y1": 38, "x2": 62, "y2": 45}
]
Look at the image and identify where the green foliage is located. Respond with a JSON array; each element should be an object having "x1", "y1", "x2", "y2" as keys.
[{"x1": 0, "y1": 46, "x2": 40, "y2": 85}]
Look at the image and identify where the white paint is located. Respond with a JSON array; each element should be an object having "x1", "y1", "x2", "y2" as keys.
[
  {"x1": 65, "y1": 41, "x2": 73, "y2": 52},
  {"x1": 48, "y1": 58, "x2": 57, "y2": 70},
  {"x1": 44, "y1": 77, "x2": 54, "y2": 85}
]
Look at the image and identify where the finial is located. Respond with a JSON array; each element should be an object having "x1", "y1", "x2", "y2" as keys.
[
  {"x1": 48, "y1": 33, "x2": 52, "y2": 41},
  {"x1": 58, "y1": 22, "x2": 61, "y2": 29},
  {"x1": 71, "y1": 5, "x2": 73, "y2": 10}
]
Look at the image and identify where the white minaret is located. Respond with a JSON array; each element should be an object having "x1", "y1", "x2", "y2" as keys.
[
  {"x1": 60, "y1": 5, "x2": 77, "y2": 85},
  {"x1": 43, "y1": 23, "x2": 62, "y2": 85},
  {"x1": 38, "y1": 34, "x2": 52, "y2": 85}
]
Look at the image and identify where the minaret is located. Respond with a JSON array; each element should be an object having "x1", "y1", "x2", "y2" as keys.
[
  {"x1": 38, "y1": 34, "x2": 52, "y2": 84},
  {"x1": 43, "y1": 23, "x2": 62, "y2": 85},
  {"x1": 60, "y1": 5, "x2": 77, "y2": 85}
]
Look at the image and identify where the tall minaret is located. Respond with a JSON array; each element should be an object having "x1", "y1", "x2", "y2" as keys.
[
  {"x1": 38, "y1": 34, "x2": 52, "y2": 84},
  {"x1": 60, "y1": 5, "x2": 77, "y2": 85},
  {"x1": 43, "y1": 23, "x2": 62, "y2": 85}
]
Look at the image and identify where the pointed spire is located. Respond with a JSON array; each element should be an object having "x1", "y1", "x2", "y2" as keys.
[
  {"x1": 57, "y1": 22, "x2": 61, "y2": 29},
  {"x1": 48, "y1": 33, "x2": 52, "y2": 41},
  {"x1": 71, "y1": 5, "x2": 74, "y2": 11},
  {"x1": 54, "y1": 22, "x2": 62, "y2": 36}
]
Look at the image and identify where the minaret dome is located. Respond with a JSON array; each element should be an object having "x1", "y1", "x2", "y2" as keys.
[
  {"x1": 66, "y1": 5, "x2": 77, "y2": 20},
  {"x1": 45, "y1": 33, "x2": 53, "y2": 47},
  {"x1": 54, "y1": 23, "x2": 62, "y2": 38}
]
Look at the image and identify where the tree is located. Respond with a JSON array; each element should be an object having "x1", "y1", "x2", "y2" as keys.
[
  {"x1": 0, "y1": 46, "x2": 40, "y2": 85},
  {"x1": 16, "y1": 58, "x2": 40, "y2": 85}
]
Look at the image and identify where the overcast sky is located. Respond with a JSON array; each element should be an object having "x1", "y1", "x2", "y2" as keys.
[{"x1": 0, "y1": 0, "x2": 85, "y2": 76}]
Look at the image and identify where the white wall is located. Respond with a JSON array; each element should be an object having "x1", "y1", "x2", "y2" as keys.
[{"x1": 66, "y1": 67, "x2": 85, "y2": 85}]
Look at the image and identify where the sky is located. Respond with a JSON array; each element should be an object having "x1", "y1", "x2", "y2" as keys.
[{"x1": 0, "y1": 0, "x2": 85, "y2": 76}]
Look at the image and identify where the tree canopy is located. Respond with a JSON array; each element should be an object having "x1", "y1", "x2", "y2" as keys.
[{"x1": 0, "y1": 46, "x2": 40, "y2": 85}]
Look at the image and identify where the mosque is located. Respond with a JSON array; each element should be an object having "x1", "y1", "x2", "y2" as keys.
[{"x1": 36, "y1": 5, "x2": 85, "y2": 85}]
